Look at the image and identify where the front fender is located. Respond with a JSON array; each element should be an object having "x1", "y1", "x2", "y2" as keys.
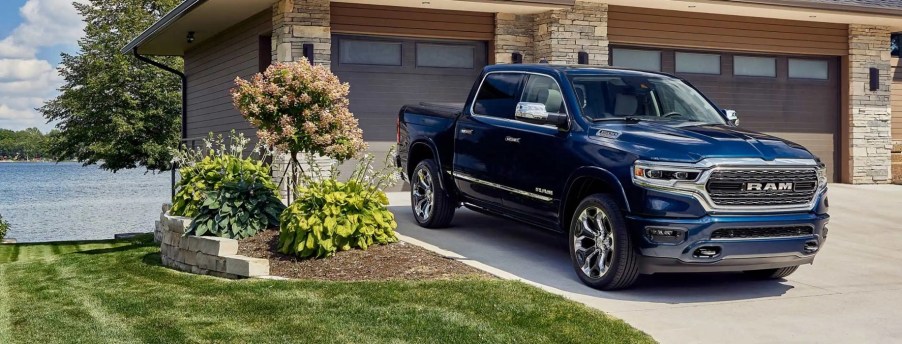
[{"x1": 561, "y1": 166, "x2": 632, "y2": 216}]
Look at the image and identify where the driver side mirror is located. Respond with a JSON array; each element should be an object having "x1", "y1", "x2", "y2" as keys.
[
  {"x1": 515, "y1": 102, "x2": 568, "y2": 129},
  {"x1": 722, "y1": 109, "x2": 739, "y2": 126}
]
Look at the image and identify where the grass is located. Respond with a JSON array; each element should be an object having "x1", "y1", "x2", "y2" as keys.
[{"x1": 0, "y1": 235, "x2": 653, "y2": 344}]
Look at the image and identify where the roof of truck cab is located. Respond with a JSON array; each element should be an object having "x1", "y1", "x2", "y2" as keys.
[{"x1": 483, "y1": 64, "x2": 678, "y2": 79}]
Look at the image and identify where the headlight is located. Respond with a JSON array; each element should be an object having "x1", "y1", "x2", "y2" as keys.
[
  {"x1": 632, "y1": 162, "x2": 703, "y2": 189},
  {"x1": 815, "y1": 158, "x2": 828, "y2": 188}
]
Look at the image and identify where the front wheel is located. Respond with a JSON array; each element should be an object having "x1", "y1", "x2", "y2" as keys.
[
  {"x1": 568, "y1": 194, "x2": 639, "y2": 290},
  {"x1": 410, "y1": 159, "x2": 455, "y2": 228},
  {"x1": 744, "y1": 266, "x2": 799, "y2": 279}
]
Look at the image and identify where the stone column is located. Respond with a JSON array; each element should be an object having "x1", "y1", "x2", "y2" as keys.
[
  {"x1": 534, "y1": 1, "x2": 608, "y2": 65},
  {"x1": 272, "y1": 0, "x2": 331, "y2": 67},
  {"x1": 495, "y1": 13, "x2": 536, "y2": 64},
  {"x1": 849, "y1": 25, "x2": 892, "y2": 184}
]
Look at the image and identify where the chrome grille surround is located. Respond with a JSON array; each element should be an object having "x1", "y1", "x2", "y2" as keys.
[
  {"x1": 706, "y1": 169, "x2": 819, "y2": 206},
  {"x1": 632, "y1": 158, "x2": 827, "y2": 214}
]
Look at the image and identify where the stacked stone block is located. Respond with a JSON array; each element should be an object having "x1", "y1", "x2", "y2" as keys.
[
  {"x1": 849, "y1": 25, "x2": 893, "y2": 184},
  {"x1": 272, "y1": 0, "x2": 331, "y2": 66},
  {"x1": 158, "y1": 205, "x2": 270, "y2": 279},
  {"x1": 495, "y1": 13, "x2": 536, "y2": 64},
  {"x1": 534, "y1": 2, "x2": 608, "y2": 65}
]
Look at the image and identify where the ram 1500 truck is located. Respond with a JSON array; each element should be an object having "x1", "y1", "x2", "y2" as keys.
[{"x1": 396, "y1": 64, "x2": 829, "y2": 290}]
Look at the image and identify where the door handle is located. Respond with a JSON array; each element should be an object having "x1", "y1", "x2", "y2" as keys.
[
  {"x1": 460, "y1": 128, "x2": 474, "y2": 135},
  {"x1": 505, "y1": 136, "x2": 521, "y2": 143}
]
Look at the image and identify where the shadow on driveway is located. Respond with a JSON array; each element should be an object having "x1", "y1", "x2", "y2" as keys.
[{"x1": 391, "y1": 206, "x2": 794, "y2": 304}]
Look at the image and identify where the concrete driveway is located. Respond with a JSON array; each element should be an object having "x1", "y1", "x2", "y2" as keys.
[{"x1": 388, "y1": 184, "x2": 902, "y2": 343}]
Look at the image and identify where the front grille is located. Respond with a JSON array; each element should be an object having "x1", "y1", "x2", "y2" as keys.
[
  {"x1": 711, "y1": 226, "x2": 814, "y2": 239},
  {"x1": 706, "y1": 169, "x2": 818, "y2": 206}
]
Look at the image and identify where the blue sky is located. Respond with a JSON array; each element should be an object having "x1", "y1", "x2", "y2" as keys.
[{"x1": 0, "y1": 0, "x2": 86, "y2": 132}]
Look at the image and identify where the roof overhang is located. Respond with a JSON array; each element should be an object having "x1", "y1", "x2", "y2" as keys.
[{"x1": 122, "y1": 0, "x2": 278, "y2": 56}]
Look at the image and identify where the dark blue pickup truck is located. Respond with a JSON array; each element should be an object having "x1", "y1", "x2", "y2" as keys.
[{"x1": 396, "y1": 64, "x2": 829, "y2": 290}]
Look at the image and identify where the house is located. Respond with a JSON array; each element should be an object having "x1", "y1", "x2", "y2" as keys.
[{"x1": 123, "y1": 0, "x2": 902, "y2": 184}]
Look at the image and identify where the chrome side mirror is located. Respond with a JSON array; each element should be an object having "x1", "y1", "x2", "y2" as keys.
[
  {"x1": 723, "y1": 109, "x2": 739, "y2": 126},
  {"x1": 515, "y1": 102, "x2": 568, "y2": 128}
]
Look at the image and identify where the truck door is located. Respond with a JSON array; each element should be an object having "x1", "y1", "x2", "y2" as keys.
[
  {"x1": 500, "y1": 74, "x2": 573, "y2": 225},
  {"x1": 452, "y1": 72, "x2": 526, "y2": 207}
]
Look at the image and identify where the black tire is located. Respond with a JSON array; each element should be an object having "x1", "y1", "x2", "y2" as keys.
[
  {"x1": 744, "y1": 266, "x2": 799, "y2": 279},
  {"x1": 410, "y1": 159, "x2": 455, "y2": 228},
  {"x1": 568, "y1": 194, "x2": 639, "y2": 290}
]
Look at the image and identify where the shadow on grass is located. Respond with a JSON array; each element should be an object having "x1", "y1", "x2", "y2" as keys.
[
  {"x1": 76, "y1": 242, "x2": 152, "y2": 255},
  {"x1": 142, "y1": 252, "x2": 163, "y2": 267}
]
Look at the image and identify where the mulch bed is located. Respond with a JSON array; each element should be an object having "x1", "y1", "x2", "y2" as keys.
[{"x1": 238, "y1": 230, "x2": 492, "y2": 281}]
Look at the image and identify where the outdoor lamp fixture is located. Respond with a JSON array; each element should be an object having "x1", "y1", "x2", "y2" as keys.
[
  {"x1": 578, "y1": 51, "x2": 589, "y2": 64},
  {"x1": 539, "y1": 57, "x2": 548, "y2": 63},
  {"x1": 511, "y1": 52, "x2": 523, "y2": 64},
  {"x1": 870, "y1": 67, "x2": 879, "y2": 91},
  {"x1": 186, "y1": 31, "x2": 195, "y2": 44},
  {"x1": 302, "y1": 43, "x2": 315, "y2": 65}
]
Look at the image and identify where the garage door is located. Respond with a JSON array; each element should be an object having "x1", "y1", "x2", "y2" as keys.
[
  {"x1": 610, "y1": 47, "x2": 840, "y2": 181},
  {"x1": 331, "y1": 35, "x2": 486, "y2": 141}
]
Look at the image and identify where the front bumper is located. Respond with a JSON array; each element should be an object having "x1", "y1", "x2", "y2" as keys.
[{"x1": 626, "y1": 212, "x2": 829, "y2": 274}]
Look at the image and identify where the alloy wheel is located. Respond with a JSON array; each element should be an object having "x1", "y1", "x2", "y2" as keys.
[
  {"x1": 573, "y1": 206, "x2": 615, "y2": 279},
  {"x1": 412, "y1": 167, "x2": 434, "y2": 221}
]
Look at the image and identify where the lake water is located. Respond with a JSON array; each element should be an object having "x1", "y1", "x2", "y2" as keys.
[{"x1": 0, "y1": 162, "x2": 170, "y2": 242}]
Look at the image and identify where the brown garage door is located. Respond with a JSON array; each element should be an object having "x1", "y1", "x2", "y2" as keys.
[{"x1": 611, "y1": 47, "x2": 840, "y2": 181}]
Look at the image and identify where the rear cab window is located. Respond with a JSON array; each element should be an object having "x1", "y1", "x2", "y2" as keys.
[{"x1": 472, "y1": 73, "x2": 526, "y2": 119}]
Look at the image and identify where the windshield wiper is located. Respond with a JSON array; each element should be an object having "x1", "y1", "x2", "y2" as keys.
[{"x1": 591, "y1": 116, "x2": 646, "y2": 122}]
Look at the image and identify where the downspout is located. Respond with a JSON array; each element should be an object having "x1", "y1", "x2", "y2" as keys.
[{"x1": 132, "y1": 47, "x2": 186, "y2": 200}]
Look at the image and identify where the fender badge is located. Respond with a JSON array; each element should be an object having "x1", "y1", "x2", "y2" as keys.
[{"x1": 596, "y1": 129, "x2": 621, "y2": 139}]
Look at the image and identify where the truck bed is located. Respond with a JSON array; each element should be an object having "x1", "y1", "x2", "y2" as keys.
[{"x1": 401, "y1": 102, "x2": 465, "y2": 119}]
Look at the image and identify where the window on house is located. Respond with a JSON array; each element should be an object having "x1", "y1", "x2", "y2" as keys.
[
  {"x1": 675, "y1": 52, "x2": 721, "y2": 75},
  {"x1": 733, "y1": 56, "x2": 776, "y2": 77},
  {"x1": 416, "y1": 43, "x2": 474, "y2": 68},
  {"x1": 788, "y1": 59, "x2": 829, "y2": 80},
  {"x1": 611, "y1": 48, "x2": 661, "y2": 71},
  {"x1": 473, "y1": 73, "x2": 526, "y2": 119},
  {"x1": 339, "y1": 40, "x2": 402, "y2": 66},
  {"x1": 258, "y1": 36, "x2": 272, "y2": 73}
]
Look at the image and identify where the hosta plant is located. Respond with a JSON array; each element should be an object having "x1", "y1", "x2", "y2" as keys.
[
  {"x1": 278, "y1": 149, "x2": 401, "y2": 258},
  {"x1": 186, "y1": 178, "x2": 286, "y2": 240},
  {"x1": 169, "y1": 131, "x2": 276, "y2": 218}
]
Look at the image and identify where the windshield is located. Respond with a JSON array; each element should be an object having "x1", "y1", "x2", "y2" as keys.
[{"x1": 567, "y1": 74, "x2": 726, "y2": 125}]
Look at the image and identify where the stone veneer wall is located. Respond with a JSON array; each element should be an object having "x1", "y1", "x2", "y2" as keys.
[
  {"x1": 272, "y1": 0, "x2": 331, "y2": 66},
  {"x1": 157, "y1": 204, "x2": 269, "y2": 279},
  {"x1": 534, "y1": 1, "x2": 608, "y2": 65},
  {"x1": 849, "y1": 25, "x2": 893, "y2": 184},
  {"x1": 495, "y1": 13, "x2": 536, "y2": 64}
]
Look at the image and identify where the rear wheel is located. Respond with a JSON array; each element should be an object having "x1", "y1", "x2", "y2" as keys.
[
  {"x1": 410, "y1": 159, "x2": 454, "y2": 228},
  {"x1": 744, "y1": 266, "x2": 799, "y2": 279},
  {"x1": 568, "y1": 194, "x2": 639, "y2": 290}
]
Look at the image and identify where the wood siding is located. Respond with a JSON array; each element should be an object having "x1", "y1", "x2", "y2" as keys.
[
  {"x1": 184, "y1": 10, "x2": 272, "y2": 141},
  {"x1": 331, "y1": 3, "x2": 494, "y2": 41},
  {"x1": 893, "y1": 57, "x2": 902, "y2": 142},
  {"x1": 608, "y1": 6, "x2": 848, "y2": 56}
]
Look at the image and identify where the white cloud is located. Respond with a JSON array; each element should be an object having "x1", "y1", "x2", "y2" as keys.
[{"x1": 0, "y1": 0, "x2": 87, "y2": 131}]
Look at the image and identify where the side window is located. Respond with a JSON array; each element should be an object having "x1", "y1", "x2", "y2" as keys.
[
  {"x1": 520, "y1": 75, "x2": 567, "y2": 115},
  {"x1": 473, "y1": 73, "x2": 526, "y2": 118}
]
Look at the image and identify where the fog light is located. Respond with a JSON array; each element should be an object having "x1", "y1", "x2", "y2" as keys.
[
  {"x1": 645, "y1": 227, "x2": 685, "y2": 244},
  {"x1": 804, "y1": 240, "x2": 819, "y2": 253},
  {"x1": 694, "y1": 246, "x2": 721, "y2": 258}
]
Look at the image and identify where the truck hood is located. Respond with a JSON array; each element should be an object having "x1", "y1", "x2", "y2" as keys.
[{"x1": 592, "y1": 121, "x2": 816, "y2": 163}]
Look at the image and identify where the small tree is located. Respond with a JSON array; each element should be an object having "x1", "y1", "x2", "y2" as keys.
[
  {"x1": 231, "y1": 61, "x2": 366, "y2": 174},
  {"x1": 0, "y1": 214, "x2": 9, "y2": 241}
]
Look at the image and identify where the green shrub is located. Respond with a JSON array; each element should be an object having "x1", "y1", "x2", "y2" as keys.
[
  {"x1": 186, "y1": 178, "x2": 286, "y2": 239},
  {"x1": 0, "y1": 214, "x2": 8, "y2": 240},
  {"x1": 278, "y1": 150, "x2": 401, "y2": 258},
  {"x1": 169, "y1": 132, "x2": 276, "y2": 218}
]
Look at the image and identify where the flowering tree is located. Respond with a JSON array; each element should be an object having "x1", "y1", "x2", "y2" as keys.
[{"x1": 231, "y1": 61, "x2": 366, "y2": 164}]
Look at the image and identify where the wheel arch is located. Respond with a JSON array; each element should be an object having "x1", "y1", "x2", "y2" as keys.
[
  {"x1": 407, "y1": 139, "x2": 449, "y2": 191},
  {"x1": 559, "y1": 167, "x2": 631, "y2": 231}
]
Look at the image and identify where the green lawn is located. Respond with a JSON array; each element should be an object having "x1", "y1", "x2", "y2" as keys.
[{"x1": 0, "y1": 235, "x2": 653, "y2": 344}]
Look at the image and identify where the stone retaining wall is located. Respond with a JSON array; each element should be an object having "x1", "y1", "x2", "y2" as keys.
[{"x1": 156, "y1": 204, "x2": 269, "y2": 279}]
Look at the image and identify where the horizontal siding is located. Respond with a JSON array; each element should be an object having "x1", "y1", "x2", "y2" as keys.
[
  {"x1": 331, "y1": 3, "x2": 494, "y2": 41},
  {"x1": 184, "y1": 10, "x2": 272, "y2": 140},
  {"x1": 608, "y1": 6, "x2": 848, "y2": 56},
  {"x1": 893, "y1": 57, "x2": 902, "y2": 142}
]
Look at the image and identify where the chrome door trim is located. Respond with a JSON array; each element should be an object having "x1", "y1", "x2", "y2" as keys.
[{"x1": 452, "y1": 171, "x2": 553, "y2": 202}]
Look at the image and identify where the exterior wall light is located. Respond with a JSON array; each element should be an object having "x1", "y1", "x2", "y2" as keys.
[
  {"x1": 511, "y1": 52, "x2": 523, "y2": 64},
  {"x1": 578, "y1": 51, "x2": 589, "y2": 64},
  {"x1": 187, "y1": 31, "x2": 195, "y2": 44},
  {"x1": 303, "y1": 43, "x2": 314, "y2": 65}
]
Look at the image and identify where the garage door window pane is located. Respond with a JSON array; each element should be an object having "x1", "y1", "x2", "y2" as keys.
[
  {"x1": 733, "y1": 56, "x2": 776, "y2": 77},
  {"x1": 675, "y1": 52, "x2": 721, "y2": 74},
  {"x1": 789, "y1": 59, "x2": 828, "y2": 79},
  {"x1": 417, "y1": 44, "x2": 474, "y2": 68},
  {"x1": 339, "y1": 40, "x2": 401, "y2": 66},
  {"x1": 611, "y1": 48, "x2": 661, "y2": 71}
]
